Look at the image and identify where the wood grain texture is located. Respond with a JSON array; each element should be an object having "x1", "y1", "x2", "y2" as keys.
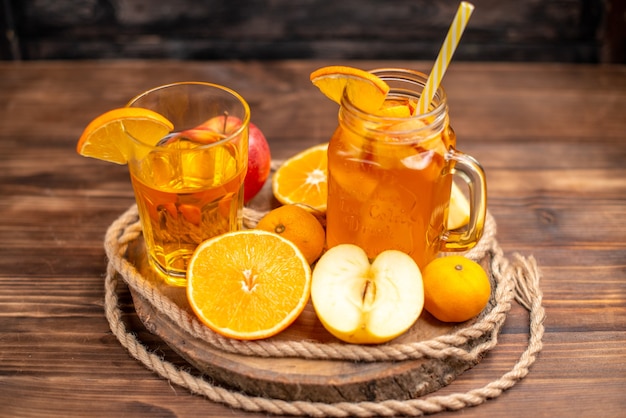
[
  {"x1": 124, "y1": 235, "x2": 500, "y2": 403},
  {"x1": 1, "y1": 60, "x2": 625, "y2": 417},
  {"x1": 4, "y1": 0, "x2": 612, "y2": 62}
]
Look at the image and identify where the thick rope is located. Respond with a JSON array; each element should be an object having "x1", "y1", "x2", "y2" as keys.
[
  {"x1": 105, "y1": 205, "x2": 510, "y2": 363},
  {"x1": 103, "y1": 206, "x2": 545, "y2": 416}
]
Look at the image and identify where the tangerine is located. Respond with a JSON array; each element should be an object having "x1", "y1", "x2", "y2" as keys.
[
  {"x1": 256, "y1": 205, "x2": 326, "y2": 265},
  {"x1": 422, "y1": 255, "x2": 491, "y2": 323}
]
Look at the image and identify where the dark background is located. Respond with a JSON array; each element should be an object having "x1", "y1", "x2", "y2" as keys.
[{"x1": 1, "y1": 0, "x2": 624, "y2": 62}]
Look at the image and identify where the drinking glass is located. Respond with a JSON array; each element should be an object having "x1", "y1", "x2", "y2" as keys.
[{"x1": 126, "y1": 82, "x2": 249, "y2": 286}]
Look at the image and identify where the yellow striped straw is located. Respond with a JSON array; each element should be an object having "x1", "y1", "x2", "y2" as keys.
[{"x1": 416, "y1": 1, "x2": 475, "y2": 114}]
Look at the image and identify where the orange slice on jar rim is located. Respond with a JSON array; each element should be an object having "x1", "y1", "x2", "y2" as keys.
[{"x1": 310, "y1": 66, "x2": 390, "y2": 113}]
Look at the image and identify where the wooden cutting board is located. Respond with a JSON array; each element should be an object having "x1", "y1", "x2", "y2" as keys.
[{"x1": 125, "y1": 237, "x2": 497, "y2": 403}]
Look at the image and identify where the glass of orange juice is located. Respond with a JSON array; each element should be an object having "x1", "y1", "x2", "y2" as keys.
[
  {"x1": 326, "y1": 68, "x2": 486, "y2": 270},
  {"x1": 126, "y1": 82, "x2": 249, "y2": 286}
]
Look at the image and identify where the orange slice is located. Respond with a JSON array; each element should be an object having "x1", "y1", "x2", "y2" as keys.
[
  {"x1": 377, "y1": 104, "x2": 412, "y2": 117},
  {"x1": 187, "y1": 230, "x2": 312, "y2": 340},
  {"x1": 310, "y1": 66, "x2": 390, "y2": 113},
  {"x1": 272, "y1": 143, "x2": 328, "y2": 212},
  {"x1": 376, "y1": 97, "x2": 418, "y2": 117},
  {"x1": 76, "y1": 108, "x2": 173, "y2": 164}
]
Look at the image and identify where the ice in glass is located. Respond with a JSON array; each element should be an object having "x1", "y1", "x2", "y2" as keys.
[
  {"x1": 126, "y1": 82, "x2": 249, "y2": 286},
  {"x1": 326, "y1": 69, "x2": 486, "y2": 270}
]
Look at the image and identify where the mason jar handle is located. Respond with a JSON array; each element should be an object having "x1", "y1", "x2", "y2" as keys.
[{"x1": 442, "y1": 149, "x2": 487, "y2": 252}]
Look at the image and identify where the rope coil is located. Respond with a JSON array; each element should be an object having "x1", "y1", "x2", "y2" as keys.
[{"x1": 103, "y1": 204, "x2": 545, "y2": 416}]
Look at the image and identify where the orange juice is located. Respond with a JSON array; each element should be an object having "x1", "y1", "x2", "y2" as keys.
[
  {"x1": 327, "y1": 117, "x2": 455, "y2": 270},
  {"x1": 130, "y1": 135, "x2": 245, "y2": 285},
  {"x1": 126, "y1": 82, "x2": 250, "y2": 286},
  {"x1": 325, "y1": 69, "x2": 486, "y2": 270}
]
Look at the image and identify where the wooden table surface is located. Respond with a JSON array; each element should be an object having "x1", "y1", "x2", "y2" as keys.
[{"x1": 1, "y1": 60, "x2": 625, "y2": 417}]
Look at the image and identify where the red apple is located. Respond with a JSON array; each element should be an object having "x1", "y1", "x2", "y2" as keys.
[
  {"x1": 192, "y1": 115, "x2": 271, "y2": 203},
  {"x1": 243, "y1": 122, "x2": 272, "y2": 203}
]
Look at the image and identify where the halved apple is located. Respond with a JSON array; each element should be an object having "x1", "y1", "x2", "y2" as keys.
[{"x1": 311, "y1": 244, "x2": 424, "y2": 344}]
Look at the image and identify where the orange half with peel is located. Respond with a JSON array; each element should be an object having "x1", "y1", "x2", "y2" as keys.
[
  {"x1": 272, "y1": 143, "x2": 328, "y2": 212},
  {"x1": 187, "y1": 230, "x2": 312, "y2": 340}
]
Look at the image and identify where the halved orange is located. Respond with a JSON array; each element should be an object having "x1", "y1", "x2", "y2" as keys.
[
  {"x1": 76, "y1": 108, "x2": 173, "y2": 164},
  {"x1": 310, "y1": 66, "x2": 390, "y2": 113},
  {"x1": 186, "y1": 230, "x2": 312, "y2": 340},
  {"x1": 272, "y1": 143, "x2": 328, "y2": 212}
]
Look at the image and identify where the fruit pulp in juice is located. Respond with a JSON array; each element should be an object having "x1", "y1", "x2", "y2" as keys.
[
  {"x1": 326, "y1": 123, "x2": 455, "y2": 270},
  {"x1": 130, "y1": 134, "x2": 245, "y2": 286}
]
